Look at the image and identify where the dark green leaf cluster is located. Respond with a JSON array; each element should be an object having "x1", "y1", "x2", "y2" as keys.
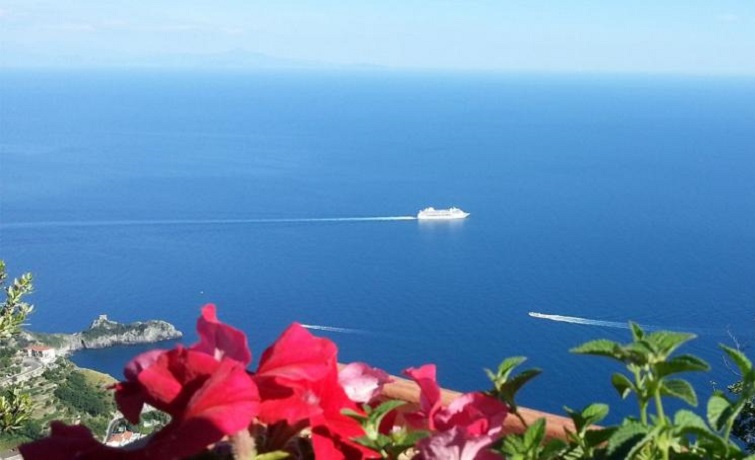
[
  {"x1": 0, "y1": 388, "x2": 32, "y2": 434},
  {"x1": 344, "y1": 400, "x2": 428, "y2": 459}
]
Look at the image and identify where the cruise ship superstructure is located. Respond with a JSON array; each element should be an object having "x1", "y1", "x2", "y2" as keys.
[{"x1": 416, "y1": 207, "x2": 470, "y2": 220}]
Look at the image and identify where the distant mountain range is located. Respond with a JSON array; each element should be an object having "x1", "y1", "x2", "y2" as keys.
[{"x1": 0, "y1": 49, "x2": 386, "y2": 71}]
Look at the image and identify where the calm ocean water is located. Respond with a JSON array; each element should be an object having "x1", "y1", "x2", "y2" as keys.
[{"x1": 1, "y1": 71, "x2": 754, "y2": 421}]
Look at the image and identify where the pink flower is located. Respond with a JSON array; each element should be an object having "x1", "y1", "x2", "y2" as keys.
[
  {"x1": 192, "y1": 303, "x2": 252, "y2": 366},
  {"x1": 416, "y1": 427, "x2": 504, "y2": 460},
  {"x1": 404, "y1": 364, "x2": 508, "y2": 460},
  {"x1": 338, "y1": 362, "x2": 392, "y2": 404},
  {"x1": 436, "y1": 393, "x2": 508, "y2": 437},
  {"x1": 403, "y1": 364, "x2": 443, "y2": 430}
]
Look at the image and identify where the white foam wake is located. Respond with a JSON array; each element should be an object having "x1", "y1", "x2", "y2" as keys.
[
  {"x1": 300, "y1": 324, "x2": 368, "y2": 334},
  {"x1": 528, "y1": 311, "x2": 723, "y2": 335},
  {"x1": 0, "y1": 216, "x2": 417, "y2": 230},
  {"x1": 528, "y1": 312, "x2": 637, "y2": 330}
]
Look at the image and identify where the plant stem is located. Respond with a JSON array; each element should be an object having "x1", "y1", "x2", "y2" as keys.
[
  {"x1": 654, "y1": 386, "x2": 666, "y2": 424},
  {"x1": 632, "y1": 367, "x2": 648, "y2": 426}
]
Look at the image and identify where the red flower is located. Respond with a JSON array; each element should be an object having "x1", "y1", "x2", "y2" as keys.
[
  {"x1": 22, "y1": 305, "x2": 261, "y2": 460},
  {"x1": 19, "y1": 423, "x2": 116, "y2": 460},
  {"x1": 253, "y1": 323, "x2": 378, "y2": 459},
  {"x1": 256, "y1": 322, "x2": 336, "y2": 382},
  {"x1": 192, "y1": 303, "x2": 252, "y2": 366},
  {"x1": 254, "y1": 323, "x2": 338, "y2": 425}
]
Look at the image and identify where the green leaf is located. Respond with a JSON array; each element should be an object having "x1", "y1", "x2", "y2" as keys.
[
  {"x1": 501, "y1": 434, "x2": 526, "y2": 455},
  {"x1": 673, "y1": 409, "x2": 708, "y2": 431},
  {"x1": 499, "y1": 368, "x2": 542, "y2": 404},
  {"x1": 673, "y1": 409, "x2": 729, "y2": 452},
  {"x1": 722, "y1": 345, "x2": 753, "y2": 377},
  {"x1": 645, "y1": 331, "x2": 696, "y2": 357},
  {"x1": 655, "y1": 354, "x2": 710, "y2": 378},
  {"x1": 571, "y1": 339, "x2": 621, "y2": 359},
  {"x1": 564, "y1": 405, "x2": 590, "y2": 434},
  {"x1": 497, "y1": 356, "x2": 528, "y2": 379},
  {"x1": 629, "y1": 321, "x2": 645, "y2": 341},
  {"x1": 341, "y1": 408, "x2": 366, "y2": 420},
  {"x1": 541, "y1": 438, "x2": 567, "y2": 458},
  {"x1": 611, "y1": 373, "x2": 635, "y2": 399},
  {"x1": 369, "y1": 400, "x2": 405, "y2": 420},
  {"x1": 707, "y1": 391, "x2": 733, "y2": 431},
  {"x1": 523, "y1": 418, "x2": 546, "y2": 448},
  {"x1": 581, "y1": 403, "x2": 609, "y2": 427},
  {"x1": 625, "y1": 427, "x2": 661, "y2": 460},
  {"x1": 661, "y1": 379, "x2": 698, "y2": 406},
  {"x1": 624, "y1": 341, "x2": 654, "y2": 364},
  {"x1": 255, "y1": 452, "x2": 290, "y2": 460},
  {"x1": 584, "y1": 427, "x2": 616, "y2": 447},
  {"x1": 607, "y1": 421, "x2": 650, "y2": 457}
]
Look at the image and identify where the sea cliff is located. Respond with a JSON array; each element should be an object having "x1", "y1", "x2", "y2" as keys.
[{"x1": 21, "y1": 314, "x2": 183, "y2": 352}]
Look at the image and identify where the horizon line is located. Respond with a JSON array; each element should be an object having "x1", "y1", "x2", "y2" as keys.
[{"x1": 1, "y1": 65, "x2": 755, "y2": 79}]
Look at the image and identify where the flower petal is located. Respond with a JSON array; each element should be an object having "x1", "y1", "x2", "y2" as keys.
[
  {"x1": 416, "y1": 427, "x2": 503, "y2": 460},
  {"x1": 436, "y1": 392, "x2": 508, "y2": 437},
  {"x1": 338, "y1": 362, "x2": 392, "y2": 404},
  {"x1": 257, "y1": 323, "x2": 336, "y2": 382},
  {"x1": 192, "y1": 303, "x2": 252, "y2": 366},
  {"x1": 18, "y1": 422, "x2": 121, "y2": 460},
  {"x1": 404, "y1": 364, "x2": 442, "y2": 429}
]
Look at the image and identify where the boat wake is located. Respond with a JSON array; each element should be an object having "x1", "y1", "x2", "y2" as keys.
[
  {"x1": 0, "y1": 216, "x2": 418, "y2": 230},
  {"x1": 300, "y1": 324, "x2": 368, "y2": 335},
  {"x1": 528, "y1": 311, "x2": 725, "y2": 335},
  {"x1": 528, "y1": 312, "x2": 652, "y2": 330}
]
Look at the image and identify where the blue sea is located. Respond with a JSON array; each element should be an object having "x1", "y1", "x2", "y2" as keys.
[{"x1": 1, "y1": 70, "x2": 754, "y2": 422}]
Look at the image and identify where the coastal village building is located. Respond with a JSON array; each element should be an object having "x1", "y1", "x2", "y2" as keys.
[
  {"x1": 106, "y1": 430, "x2": 143, "y2": 447},
  {"x1": 26, "y1": 345, "x2": 56, "y2": 365}
]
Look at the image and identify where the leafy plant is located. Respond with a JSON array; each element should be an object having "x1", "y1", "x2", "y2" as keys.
[
  {"x1": 486, "y1": 356, "x2": 541, "y2": 427},
  {"x1": 345, "y1": 400, "x2": 428, "y2": 459},
  {"x1": 0, "y1": 387, "x2": 33, "y2": 433},
  {"x1": 0, "y1": 260, "x2": 34, "y2": 340},
  {"x1": 570, "y1": 323, "x2": 755, "y2": 459}
]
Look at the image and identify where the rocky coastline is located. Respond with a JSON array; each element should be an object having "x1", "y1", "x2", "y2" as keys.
[{"x1": 21, "y1": 314, "x2": 183, "y2": 353}]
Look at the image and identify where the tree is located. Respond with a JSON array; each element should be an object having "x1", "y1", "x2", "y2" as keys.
[
  {"x1": 0, "y1": 388, "x2": 32, "y2": 433},
  {"x1": 0, "y1": 260, "x2": 34, "y2": 433},
  {"x1": 0, "y1": 260, "x2": 34, "y2": 339}
]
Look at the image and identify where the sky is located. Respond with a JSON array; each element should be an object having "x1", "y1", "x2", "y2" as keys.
[{"x1": 1, "y1": 0, "x2": 755, "y2": 75}]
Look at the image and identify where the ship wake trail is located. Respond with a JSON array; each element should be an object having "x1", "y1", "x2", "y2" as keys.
[
  {"x1": 529, "y1": 312, "x2": 650, "y2": 330},
  {"x1": 300, "y1": 324, "x2": 369, "y2": 335},
  {"x1": 529, "y1": 312, "x2": 719, "y2": 335},
  {"x1": 0, "y1": 216, "x2": 418, "y2": 230}
]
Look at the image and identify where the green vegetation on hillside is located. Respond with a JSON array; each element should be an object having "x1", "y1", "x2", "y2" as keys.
[{"x1": 0, "y1": 358, "x2": 116, "y2": 449}]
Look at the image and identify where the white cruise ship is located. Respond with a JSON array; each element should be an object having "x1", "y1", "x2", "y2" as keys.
[{"x1": 416, "y1": 207, "x2": 470, "y2": 220}]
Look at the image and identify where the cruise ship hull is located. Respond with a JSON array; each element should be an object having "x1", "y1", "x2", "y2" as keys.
[{"x1": 416, "y1": 207, "x2": 470, "y2": 220}]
